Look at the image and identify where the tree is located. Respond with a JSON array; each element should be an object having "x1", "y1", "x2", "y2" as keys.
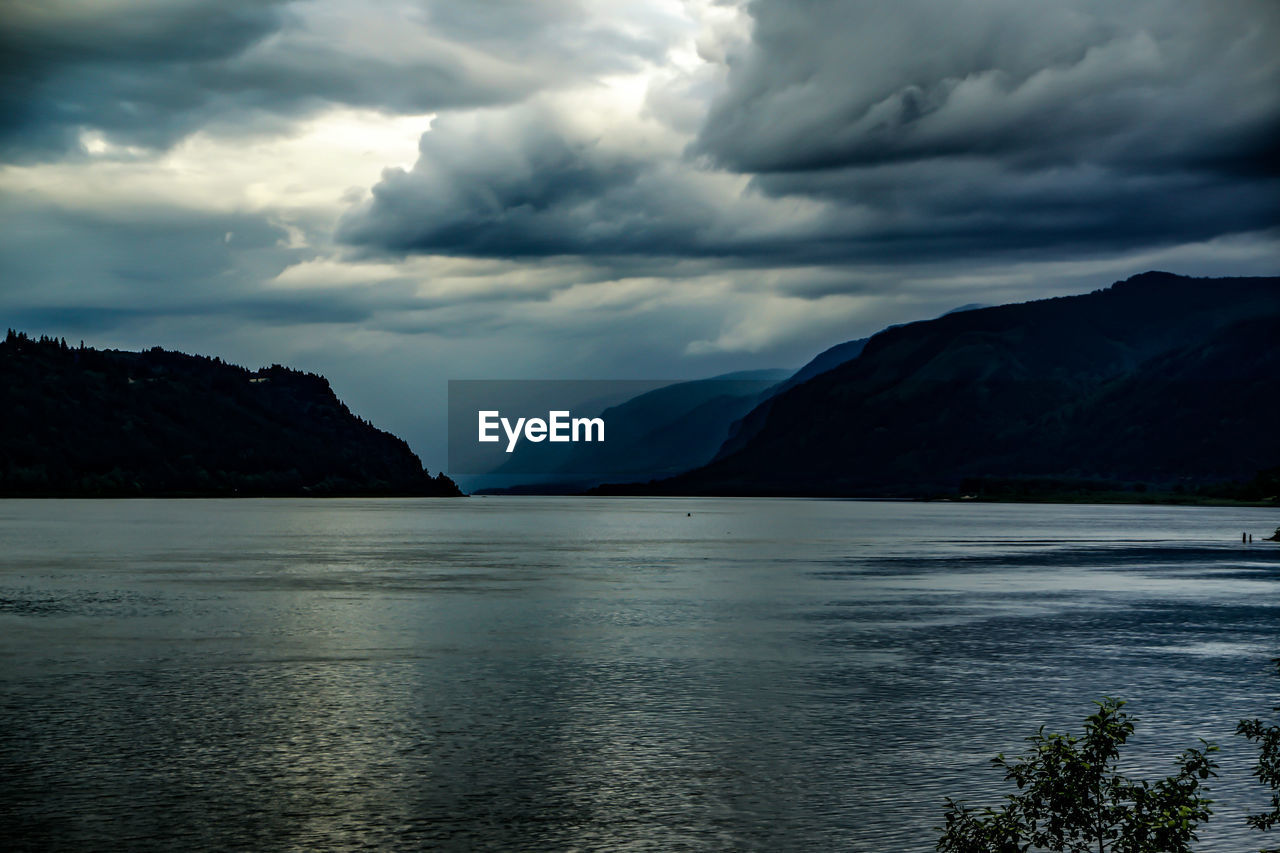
[
  {"x1": 1238, "y1": 659, "x2": 1280, "y2": 853},
  {"x1": 937, "y1": 698, "x2": 1217, "y2": 853}
]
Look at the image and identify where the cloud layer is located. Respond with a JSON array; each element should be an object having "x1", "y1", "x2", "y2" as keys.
[
  {"x1": 0, "y1": 0, "x2": 668, "y2": 160},
  {"x1": 341, "y1": 0, "x2": 1279, "y2": 264},
  {"x1": 2, "y1": 0, "x2": 1278, "y2": 469}
]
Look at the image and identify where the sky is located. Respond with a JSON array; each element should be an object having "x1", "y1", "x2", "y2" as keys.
[{"x1": 2, "y1": 0, "x2": 1278, "y2": 471}]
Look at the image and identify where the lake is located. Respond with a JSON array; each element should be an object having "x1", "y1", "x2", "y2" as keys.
[{"x1": 2, "y1": 497, "x2": 1278, "y2": 851}]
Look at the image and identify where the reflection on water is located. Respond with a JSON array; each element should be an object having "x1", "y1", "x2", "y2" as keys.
[{"x1": 1, "y1": 497, "x2": 1279, "y2": 851}]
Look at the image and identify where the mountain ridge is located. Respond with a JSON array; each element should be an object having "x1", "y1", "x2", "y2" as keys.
[
  {"x1": 0, "y1": 331, "x2": 462, "y2": 497},
  {"x1": 597, "y1": 271, "x2": 1280, "y2": 498}
]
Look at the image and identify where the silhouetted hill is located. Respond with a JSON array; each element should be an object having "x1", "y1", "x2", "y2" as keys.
[
  {"x1": 0, "y1": 332, "x2": 462, "y2": 497},
  {"x1": 772, "y1": 303, "x2": 986, "y2": 398},
  {"x1": 780, "y1": 338, "x2": 871, "y2": 390},
  {"x1": 476, "y1": 370, "x2": 787, "y2": 493},
  {"x1": 598, "y1": 272, "x2": 1280, "y2": 497},
  {"x1": 562, "y1": 370, "x2": 787, "y2": 480},
  {"x1": 711, "y1": 303, "x2": 985, "y2": 462}
]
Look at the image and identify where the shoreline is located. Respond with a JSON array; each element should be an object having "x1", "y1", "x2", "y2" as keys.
[{"x1": 0, "y1": 490, "x2": 1273, "y2": 509}]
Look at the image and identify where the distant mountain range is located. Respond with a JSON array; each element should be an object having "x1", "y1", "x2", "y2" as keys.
[
  {"x1": 8, "y1": 271, "x2": 1276, "y2": 502},
  {"x1": 0, "y1": 331, "x2": 461, "y2": 497},
  {"x1": 476, "y1": 308, "x2": 992, "y2": 494},
  {"x1": 709, "y1": 302, "x2": 988, "y2": 464},
  {"x1": 597, "y1": 272, "x2": 1280, "y2": 499},
  {"x1": 473, "y1": 370, "x2": 788, "y2": 493},
  {"x1": 770, "y1": 303, "x2": 988, "y2": 397}
]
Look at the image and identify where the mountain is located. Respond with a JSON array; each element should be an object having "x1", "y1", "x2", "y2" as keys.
[
  {"x1": 711, "y1": 302, "x2": 987, "y2": 462},
  {"x1": 778, "y1": 338, "x2": 871, "y2": 390},
  {"x1": 475, "y1": 302, "x2": 992, "y2": 493},
  {"x1": 598, "y1": 272, "x2": 1280, "y2": 497},
  {"x1": 778, "y1": 304, "x2": 987, "y2": 395},
  {"x1": 574, "y1": 369, "x2": 788, "y2": 479},
  {"x1": 0, "y1": 331, "x2": 462, "y2": 497},
  {"x1": 474, "y1": 369, "x2": 788, "y2": 492}
]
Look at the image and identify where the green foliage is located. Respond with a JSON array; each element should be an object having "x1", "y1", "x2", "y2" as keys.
[
  {"x1": 1238, "y1": 659, "x2": 1280, "y2": 853},
  {"x1": 938, "y1": 698, "x2": 1217, "y2": 853}
]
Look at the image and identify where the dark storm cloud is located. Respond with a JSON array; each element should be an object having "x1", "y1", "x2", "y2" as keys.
[
  {"x1": 0, "y1": 200, "x2": 428, "y2": 336},
  {"x1": 1, "y1": 1, "x2": 286, "y2": 157},
  {"x1": 6, "y1": 293, "x2": 384, "y2": 332},
  {"x1": 0, "y1": 0, "x2": 663, "y2": 161},
  {"x1": 0, "y1": 197, "x2": 333, "y2": 332},
  {"x1": 0, "y1": 197, "x2": 488, "y2": 336},
  {"x1": 695, "y1": 0, "x2": 1279, "y2": 175},
  {"x1": 693, "y1": 0, "x2": 1280, "y2": 255},
  {"x1": 338, "y1": 107, "x2": 1279, "y2": 265},
  {"x1": 342, "y1": 0, "x2": 1279, "y2": 265},
  {"x1": 0, "y1": 199, "x2": 292, "y2": 289},
  {"x1": 752, "y1": 160, "x2": 1280, "y2": 262},
  {"x1": 336, "y1": 105, "x2": 734, "y2": 258}
]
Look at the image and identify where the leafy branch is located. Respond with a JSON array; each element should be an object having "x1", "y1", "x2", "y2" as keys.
[
  {"x1": 1238, "y1": 658, "x2": 1280, "y2": 853},
  {"x1": 937, "y1": 698, "x2": 1217, "y2": 853}
]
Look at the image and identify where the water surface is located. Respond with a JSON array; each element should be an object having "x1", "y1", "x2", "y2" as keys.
[{"x1": 2, "y1": 498, "x2": 1279, "y2": 850}]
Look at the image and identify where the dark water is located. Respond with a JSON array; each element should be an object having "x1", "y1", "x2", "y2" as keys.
[{"x1": 2, "y1": 497, "x2": 1279, "y2": 851}]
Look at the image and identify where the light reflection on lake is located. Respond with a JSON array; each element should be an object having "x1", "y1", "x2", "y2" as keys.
[{"x1": 1, "y1": 497, "x2": 1278, "y2": 851}]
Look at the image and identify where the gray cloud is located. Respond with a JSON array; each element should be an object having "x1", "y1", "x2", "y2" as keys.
[
  {"x1": 744, "y1": 0, "x2": 1280, "y2": 260},
  {"x1": 751, "y1": 161, "x2": 1280, "y2": 262},
  {"x1": 0, "y1": 0, "x2": 666, "y2": 161},
  {"x1": 339, "y1": 1, "x2": 1280, "y2": 266},
  {"x1": 1, "y1": 1, "x2": 287, "y2": 157},
  {"x1": 694, "y1": 0, "x2": 1280, "y2": 256},
  {"x1": 417, "y1": 0, "x2": 673, "y2": 68},
  {"x1": 337, "y1": 104, "x2": 730, "y2": 258},
  {"x1": 3, "y1": 0, "x2": 1279, "y2": 473},
  {"x1": 0, "y1": 197, "x2": 313, "y2": 324},
  {"x1": 695, "y1": 0, "x2": 1279, "y2": 175}
]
